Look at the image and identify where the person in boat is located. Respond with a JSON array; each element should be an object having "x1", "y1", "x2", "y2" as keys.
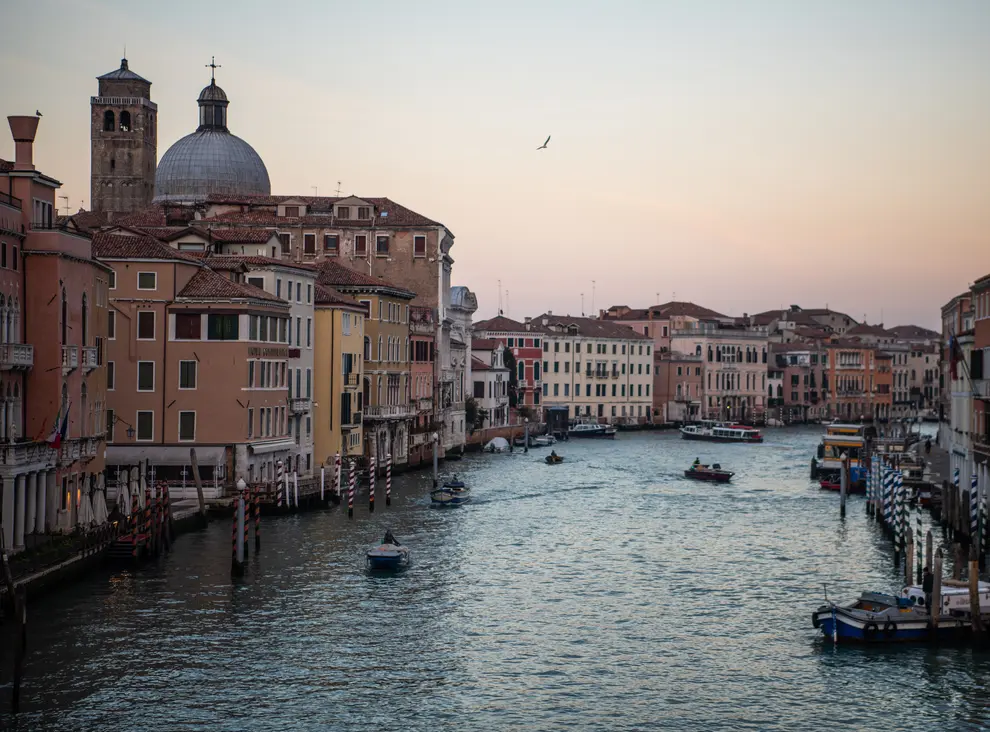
[
  {"x1": 383, "y1": 529, "x2": 400, "y2": 546},
  {"x1": 922, "y1": 565, "x2": 933, "y2": 612},
  {"x1": 925, "y1": 439, "x2": 932, "y2": 455},
  {"x1": 693, "y1": 457, "x2": 701, "y2": 467},
  {"x1": 551, "y1": 450, "x2": 558, "y2": 459}
]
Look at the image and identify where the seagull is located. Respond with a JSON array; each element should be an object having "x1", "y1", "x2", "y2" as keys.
[
  {"x1": 36, "y1": 110, "x2": 42, "y2": 117},
  {"x1": 537, "y1": 135, "x2": 550, "y2": 150}
]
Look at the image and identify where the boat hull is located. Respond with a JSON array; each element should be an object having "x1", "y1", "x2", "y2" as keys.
[
  {"x1": 814, "y1": 605, "x2": 970, "y2": 643},
  {"x1": 431, "y1": 488, "x2": 471, "y2": 506},
  {"x1": 684, "y1": 469, "x2": 733, "y2": 482},
  {"x1": 568, "y1": 431, "x2": 616, "y2": 439},
  {"x1": 366, "y1": 546, "x2": 410, "y2": 571},
  {"x1": 680, "y1": 431, "x2": 762, "y2": 443}
]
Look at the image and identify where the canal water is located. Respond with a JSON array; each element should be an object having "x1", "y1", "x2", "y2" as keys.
[{"x1": 5, "y1": 427, "x2": 990, "y2": 731}]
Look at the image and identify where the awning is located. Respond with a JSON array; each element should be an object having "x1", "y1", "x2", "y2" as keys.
[
  {"x1": 105, "y1": 444, "x2": 227, "y2": 465},
  {"x1": 249, "y1": 439, "x2": 296, "y2": 455}
]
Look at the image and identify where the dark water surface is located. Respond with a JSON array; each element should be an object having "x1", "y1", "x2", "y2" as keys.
[{"x1": 5, "y1": 427, "x2": 990, "y2": 731}]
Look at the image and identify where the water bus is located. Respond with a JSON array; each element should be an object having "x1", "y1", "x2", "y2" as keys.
[{"x1": 679, "y1": 421, "x2": 763, "y2": 443}]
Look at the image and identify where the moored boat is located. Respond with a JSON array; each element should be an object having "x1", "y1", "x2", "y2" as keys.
[
  {"x1": 818, "y1": 479, "x2": 865, "y2": 494},
  {"x1": 684, "y1": 462, "x2": 733, "y2": 482},
  {"x1": 568, "y1": 423, "x2": 617, "y2": 439},
  {"x1": 366, "y1": 531, "x2": 410, "y2": 570},
  {"x1": 545, "y1": 453, "x2": 564, "y2": 464},
  {"x1": 680, "y1": 423, "x2": 762, "y2": 443},
  {"x1": 431, "y1": 476, "x2": 471, "y2": 506}
]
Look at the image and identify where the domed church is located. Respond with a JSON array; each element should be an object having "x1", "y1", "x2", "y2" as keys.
[{"x1": 152, "y1": 67, "x2": 270, "y2": 204}]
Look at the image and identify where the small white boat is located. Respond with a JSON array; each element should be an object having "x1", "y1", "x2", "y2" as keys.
[
  {"x1": 531, "y1": 435, "x2": 557, "y2": 447},
  {"x1": 366, "y1": 531, "x2": 410, "y2": 570},
  {"x1": 568, "y1": 423, "x2": 616, "y2": 439},
  {"x1": 484, "y1": 437, "x2": 510, "y2": 453},
  {"x1": 431, "y1": 476, "x2": 471, "y2": 506}
]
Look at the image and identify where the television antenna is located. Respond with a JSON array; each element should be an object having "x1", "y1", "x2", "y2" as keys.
[{"x1": 335, "y1": 181, "x2": 342, "y2": 196}]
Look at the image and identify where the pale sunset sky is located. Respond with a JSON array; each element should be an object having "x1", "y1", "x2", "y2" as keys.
[{"x1": 4, "y1": 0, "x2": 989, "y2": 328}]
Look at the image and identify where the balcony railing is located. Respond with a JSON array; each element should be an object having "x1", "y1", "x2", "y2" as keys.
[
  {"x1": 62, "y1": 345, "x2": 79, "y2": 375},
  {"x1": 344, "y1": 372, "x2": 360, "y2": 387},
  {"x1": 341, "y1": 412, "x2": 362, "y2": 428},
  {"x1": 611, "y1": 370, "x2": 620, "y2": 379},
  {"x1": 416, "y1": 397, "x2": 433, "y2": 412},
  {"x1": 0, "y1": 343, "x2": 34, "y2": 370},
  {"x1": 364, "y1": 404, "x2": 415, "y2": 420},
  {"x1": 0, "y1": 191, "x2": 21, "y2": 210},
  {"x1": 81, "y1": 346, "x2": 99, "y2": 373},
  {"x1": 289, "y1": 397, "x2": 311, "y2": 414}
]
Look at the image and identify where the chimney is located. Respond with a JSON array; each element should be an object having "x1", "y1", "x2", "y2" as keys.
[
  {"x1": 524, "y1": 316, "x2": 532, "y2": 324},
  {"x1": 8, "y1": 115, "x2": 40, "y2": 171},
  {"x1": 547, "y1": 310, "x2": 552, "y2": 316}
]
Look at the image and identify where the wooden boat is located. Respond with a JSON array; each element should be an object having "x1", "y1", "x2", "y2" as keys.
[
  {"x1": 684, "y1": 463, "x2": 733, "y2": 482},
  {"x1": 680, "y1": 423, "x2": 762, "y2": 443},
  {"x1": 366, "y1": 531, "x2": 410, "y2": 570},
  {"x1": 568, "y1": 423, "x2": 617, "y2": 439},
  {"x1": 431, "y1": 476, "x2": 471, "y2": 506},
  {"x1": 818, "y1": 479, "x2": 865, "y2": 494},
  {"x1": 545, "y1": 454, "x2": 564, "y2": 464}
]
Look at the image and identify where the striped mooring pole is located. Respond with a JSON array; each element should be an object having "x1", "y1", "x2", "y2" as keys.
[
  {"x1": 254, "y1": 484, "x2": 261, "y2": 551},
  {"x1": 896, "y1": 472, "x2": 905, "y2": 565},
  {"x1": 386, "y1": 454, "x2": 392, "y2": 506},
  {"x1": 334, "y1": 453, "x2": 341, "y2": 498},
  {"x1": 242, "y1": 486, "x2": 250, "y2": 559},
  {"x1": 276, "y1": 460, "x2": 285, "y2": 507},
  {"x1": 865, "y1": 462, "x2": 872, "y2": 518},
  {"x1": 130, "y1": 491, "x2": 139, "y2": 558},
  {"x1": 916, "y1": 508, "x2": 923, "y2": 583},
  {"x1": 231, "y1": 497, "x2": 239, "y2": 575},
  {"x1": 143, "y1": 481, "x2": 152, "y2": 547},
  {"x1": 369, "y1": 456, "x2": 376, "y2": 513},
  {"x1": 972, "y1": 473, "x2": 980, "y2": 555},
  {"x1": 348, "y1": 460, "x2": 356, "y2": 518}
]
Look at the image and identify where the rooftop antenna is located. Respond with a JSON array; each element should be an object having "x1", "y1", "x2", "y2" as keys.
[
  {"x1": 581, "y1": 292, "x2": 585, "y2": 317},
  {"x1": 591, "y1": 280, "x2": 596, "y2": 316},
  {"x1": 335, "y1": 181, "x2": 342, "y2": 196},
  {"x1": 311, "y1": 186, "x2": 318, "y2": 197},
  {"x1": 506, "y1": 290, "x2": 510, "y2": 318},
  {"x1": 656, "y1": 292, "x2": 660, "y2": 306},
  {"x1": 498, "y1": 279, "x2": 503, "y2": 316},
  {"x1": 58, "y1": 195, "x2": 69, "y2": 216},
  {"x1": 206, "y1": 55, "x2": 221, "y2": 83}
]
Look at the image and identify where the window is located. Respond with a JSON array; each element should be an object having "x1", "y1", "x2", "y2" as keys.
[
  {"x1": 304, "y1": 233, "x2": 316, "y2": 254},
  {"x1": 179, "y1": 360, "x2": 197, "y2": 389},
  {"x1": 119, "y1": 110, "x2": 131, "y2": 131},
  {"x1": 207, "y1": 314, "x2": 239, "y2": 340},
  {"x1": 174, "y1": 313, "x2": 201, "y2": 339},
  {"x1": 247, "y1": 276, "x2": 265, "y2": 291},
  {"x1": 137, "y1": 272, "x2": 157, "y2": 290},
  {"x1": 136, "y1": 411, "x2": 153, "y2": 441},
  {"x1": 307, "y1": 284, "x2": 312, "y2": 304},
  {"x1": 107, "y1": 361, "x2": 115, "y2": 390},
  {"x1": 354, "y1": 235, "x2": 367, "y2": 255},
  {"x1": 108, "y1": 310, "x2": 116, "y2": 339},
  {"x1": 374, "y1": 235, "x2": 390, "y2": 256},
  {"x1": 178, "y1": 411, "x2": 196, "y2": 441},
  {"x1": 106, "y1": 409, "x2": 115, "y2": 441},
  {"x1": 247, "y1": 408, "x2": 254, "y2": 438},
  {"x1": 296, "y1": 317, "x2": 301, "y2": 345},
  {"x1": 358, "y1": 206, "x2": 370, "y2": 219},
  {"x1": 553, "y1": 384, "x2": 559, "y2": 396},
  {"x1": 338, "y1": 206, "x2": 351, "y2": 219},
  {"x1": 306, "y1": 369, "x2": 312, "y2": 398},
  {"x1": 414, "y1": 235, "x2": 426, "y2": 256},
  {"x1": 324, "y1": 234, "x2": 339, "y2": 254},
  {"x1": 278, "y1": 233, "x2": 290, "y2": 254},
  {"x1": 296, "y1": 282, "x2": 301, "y2": 302},
  {"x1": 306, "y1": 318, "x2": 312, "y2": 347},
  {"x1": 137, "y1": 361, "x2": 155, "y2": 391},
  {"x1": 276, "y1": 279, "x2": 282, "y2": 298},
  {"x1": 137, "y1": 311, "x2": 155, "y2": 340}
]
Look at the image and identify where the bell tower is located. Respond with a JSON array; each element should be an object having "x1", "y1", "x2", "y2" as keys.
[{"x1": 90, "y1": 58, "x2": 156, "y2": 215}]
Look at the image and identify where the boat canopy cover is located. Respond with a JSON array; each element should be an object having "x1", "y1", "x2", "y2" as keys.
[{"x1": 486, "y1": 437, "x2": 510, "y2": 451}]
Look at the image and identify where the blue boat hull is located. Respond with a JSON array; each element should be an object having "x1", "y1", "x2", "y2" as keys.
[
  {"x1": 814, "y1": 605, "x2": 970, "y2": 643},
  {"x1": 367, "y1": 556, "x2": 404, "y2": 570}
]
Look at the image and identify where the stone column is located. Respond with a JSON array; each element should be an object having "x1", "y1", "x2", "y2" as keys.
[
  {"x1": 1, "y1": 475, "x2": 15, "y2": 551},
  {"x1": 45, "y1": 470, "x2": 57, "y2": 532},
  {"x1": 13, "y1": 473, "x2": 26, "y2": 549},
  {"x1": 25, "y1": 471, "x2": 37, "y2": 535},
  {"x1": 35, "y1": 470, "x2": 47, "y2": 534}
]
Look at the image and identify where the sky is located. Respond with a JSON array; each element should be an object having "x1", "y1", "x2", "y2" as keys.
[{"x1": 4, "y1": 0, "x2": 990, "y2": 329}]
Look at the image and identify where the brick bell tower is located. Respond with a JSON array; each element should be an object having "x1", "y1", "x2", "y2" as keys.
[{"x1": 90, "y1": 58, "x2": 157, "y2": 215}]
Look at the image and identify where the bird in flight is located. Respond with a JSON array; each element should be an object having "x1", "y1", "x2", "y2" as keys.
[{"x1": 537, "y1": 135, "x2": 550, "y2": 150}]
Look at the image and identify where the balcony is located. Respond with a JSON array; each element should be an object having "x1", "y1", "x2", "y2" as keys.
[
  {"x1": 974, "y1": 380, "x2": 990, "y2": 400},
  {"x1": 341, "y1": 412, "x2": 362, "y2": 428},
  {"x1": 611, "y1": 370, "x2": 620, "y2": 379},
  {"x1": 416, "y1": 397, "x2": 433, "y2": 412},
  {"x1": 81, "y1": 346, "x2": 99, "y2": 373},
  {"x1": 59, "y1": 439, "x2": 81, "y2": 464},
  {"x1": 344, "y1": 372, "x2": 360, "y2": 388},
  {"x1": 585, "y1": 371, "x2": 594, "y2": 380},
  {"x1": 364, "y1": 404, "x2": 415, "y2": 420},
  {"x1": 0, "y1": 343, "x2": 34, "y2": 370},
  {"x1": 61, "y1": 345, "x2": 79, "y2": 375},
  {"x1": 289, "y1": 397, "x2": 311, "y2": 414},
  {"x1": 1, "y1": 440, "x2": 50, "y2": 467},
  {"x1": 80, "y1": 437, "x2": 100, "y2": 460}
]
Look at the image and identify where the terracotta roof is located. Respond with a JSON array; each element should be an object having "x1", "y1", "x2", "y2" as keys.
[
  {"x1": 111, "y1": 205, "x2": 196, "y2": 228},
  {"x1": 472, "y1": 315, "x2": 549, "y2": 334},
  {"x1": 749, "y1": 309, "x2": 822, "y2": 327},
  {"x1": 652, "y1": 301, "x2": 726, "y2": 319},
  {"x1": 56, "y1": 209, "x2": 109, "y2": 233},
  {"x1": 206, "y1": 227, "x2": 278, "y2": 243},
  {"x1": 845, "y1": 323, "x2": 890, "y2": 337},
  {"x1": 137, "y1": 226, "x2": 197, "y2": 239},
  {"x1": 192, "y1": 253, "x2": 315, "y2": 273},
  {"x1": 798, "y1": 308, "x2": 858, "y2": 324},
  {"x1": 887, "y1": 325, "x2": 939, "y2": 341},
  {"x1": 472, "y1": 338, "x2": 500, "y2": 350},
  {"x1": 313, "y1": 283, "x2": 365, "y2": 309},
  {"x1": 202, "y1": 195, "x2": 442, "y2": 228},
  {"x1": 532, "y1": 313, "x2": 650, "y2": 340},
  {"x1": 177, "y1": 268, "x2": 284, "y2": 303},
  {"x1": 92, "y1": 232, "x2": 200, "y2": 261},
  {"x1": 471, "y1": 356, "x2": 492, "y2": 371},
  {"x1": 310, "y1": 260, "x2": 414, "y2": 297},
  {"x1": 600, "y1": 307, "x2": 651, "y2": 321}
]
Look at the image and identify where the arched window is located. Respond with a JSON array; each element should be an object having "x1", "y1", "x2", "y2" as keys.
[
  {"x1": 61, "y1": 382, "x2": 68, "y2": 409},
  {"x1": 81, "y1": 383, "x2": 88, "y2": 436},
  {"x1": 695, "y1": 345, "x2": 702, "y2": 357},
  {"x1": 119, "y1": 111, "x2": 131, "y2": 131},
  {"x1": 61, "y1": 289, "x2": 67, "y2": 344},
  {"x1": 777, "y1": 384, "x2": 783, "y2": 398},
  {"x1": 377, "y1": 335, "x2": 383, "y2": 362},
  {"x1": 103, "y1": 110, "x2": 115, "y2": 131},
  {"x1": 81, "y1": 293, "x2": 88, "y2": 346},
  {"x1": 364, "y1": 336, "x2": 371, "y2": 361}
]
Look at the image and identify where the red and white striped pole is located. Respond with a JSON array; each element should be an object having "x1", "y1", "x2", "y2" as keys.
[
  {"x1": 386, "y1": 453, "x2": 392, "y2": 506},
  {"x1": 275, "y1": 460, "x2": 284, "y2": 508},
  {"x1": 334, "y1": 452, "x2": 341, "y2": 498},
  {"x1": 348, "y1": 460, "x2": 355, "y2": 518},
  {"x1": 369, "y1": 456, "x2": 376, "y2": 513}
]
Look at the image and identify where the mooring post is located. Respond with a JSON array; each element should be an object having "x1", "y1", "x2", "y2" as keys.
[
  {"x1": 953, "y1": 542, "x2": 964, "y2": 581},
  {"x1": 293, "y1": 471, "x2": 299, "y2": 511},
  {"x1": 932, "y1": 546, "x2": 943, "y2": 630},
  {"x1": 432, "y1": 434, "x2": 439, "y2": 488},
  {"x1": 369, "y1": 455, "x2": 376, "y2": 513},
  {"x1": 320, "y1": 465, "x2": 325, "y2": 503},
  {"x1": 969, "y1": 543, "x2": 985, "y2": 637},
  {"x1": 917, "y1": 510, "x2": 924, "y2": 585},
  {"x1": 189, "y1": 448, "x2": 207, "y2": 519},
  {"x1": 348, "y1": 460, "x2": 355, "y2": 518},
  {"x1": 524, "y1": 420, "x2": 529, "y2": 454},
  {"x1": 386, "y1": 453, "x2": 392, "y2": 506},
  {"x1": 231, "y1": 497, "x2": 244, "y2": 577},
  {"x1": 839, "y1": 454, "x2": 848, "y2": 519},
  {"x1": 238, "y1": 480, "x2": 249, "y2": 559},
  {"x1": 335, "y1": 453, "x2": 342, "y2": 498},
  {"x1": 254, "y1": 483, "x2": 261, "y2": 552},
  {"x1": 926, "y1": 529, "x2": 934, "y2": 585},
  {"x1": 905, "y1": 525, "x2": 914, "y2": 588}
]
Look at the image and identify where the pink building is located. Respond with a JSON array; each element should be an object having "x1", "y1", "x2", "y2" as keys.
[
  {"x1": 471, "y1": 315, "x2": 547, "y2": 414},
  {"x1": 2, "y1": 115, "x2": 110, "y2": 552}
]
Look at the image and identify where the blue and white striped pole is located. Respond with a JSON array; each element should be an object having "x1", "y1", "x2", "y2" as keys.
[
  {"x1": 895, "y1": 471, "x2": 905, "y2": 565},
  {"x1": 865, "y1": 460, "x2": 872, "y2": 517},
  {"x1": 971, "y1": 472, "x2": 979, "y2": 554}
]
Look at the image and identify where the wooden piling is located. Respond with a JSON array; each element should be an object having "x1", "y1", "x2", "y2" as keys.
[
  {"x1": 369, "y1": 456, "x2": 376, "y2": 513},
  {"x1": 839, "y1": 454, "x2": 848, "y2": 519},
  {"x1": 524, "y1": 422, "x2": 529, "y2": 454},
  {"x1": 254, "y1": 484, "x2": 261, "y2": 551},
  {"x1": 969, "y1": 544, "x2": 985, "y2": 637},
  {"x1": 953, "y1": 543, "x2": 964, "y2": 581},
  {"x1": 932, "y1": 547, "x2": 943, "y2": 629},
  {"x1": 386, "y1": 453, "x2": 392, "y2": 506},
  {"x1": 348, "y1": 460, "x2": 355, "y2": 518},
  {"x1": 190, "y1": 448, "x2": 207, "y2": 518},
  {"x1": 917, "y1": 510, "x2": 924, "y2": 584},
  {"x1": 232, "y1": 495, "x2": 245, "y2": 577},
  {"x1": 320, "y1": 465, "x2": 326, "y2": 502},
  {"x1": 926, "y1": 530, "x2": 933, "y2": 580},
  {"x1": 905, "y1": 526, "x2": 914, "y2": 587},
  {"x1": 242, "y1": 488, "x2": 250, "y2": 559},
  {"x1": 432, "y1": 438, "x2": 439, "y2": 488}
]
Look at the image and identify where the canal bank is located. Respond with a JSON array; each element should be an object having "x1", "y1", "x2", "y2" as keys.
[{"x1": 6, "y1": 428, "x2": 990, "y2": 730}]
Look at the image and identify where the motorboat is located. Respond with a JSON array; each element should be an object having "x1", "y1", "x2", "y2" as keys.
[
  {"x1": 568, "y1": 423, "x2": 617, "y2": 439},
  {"x1": 484, "y1": 437, "x2": 510, "y2": 453},
  {"x1": 810, "y1": 423, "x2": 864, "y2": 481},
  {"x1": 531, "y1": 435, "x2": 557, "y2": 447},
  {"x1": 545, "y1": 453, "x2": 564, "y2": 465},
  {"x1": 366, "y1": 531, "x2": 410, "y2": 570},
  {"x1": 431, "y1": 476, "x2": 471, "y2": 506},
  {"x1": 679, "y1": 423, "x2": 762, "y2": 443},
  {"x1": 818, "y1": 479, "x2": 865, "y2": 494},
  {"x1": 684, "y1": 463, "x2": 733, "y2": 482}
]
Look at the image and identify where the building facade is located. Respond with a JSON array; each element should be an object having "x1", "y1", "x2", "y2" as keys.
[
  {"x1": 471, "y1": 315, "x2": 546, "y2": 413},
  {"x1": 2, "y1": 115, "x2": 110, "y2": 552},
  {"x1": 470, "y1": 340, "x2": 511, "y2": 429},
  {"x1": 535, "y1": 313, "x2": 652, "y2": 423},
  {"x1": 409, "y1": 305, "x2": 436, "y2": 466},
  {"x1": 654, "y1": 352, "x2": 703, "y2": 423}
]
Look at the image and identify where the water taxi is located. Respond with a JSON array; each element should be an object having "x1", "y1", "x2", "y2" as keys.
[
  {"x1": 679, "y1": 422, "x2": 763, "y2": 443},
  {"x1": 568, "y1": 423, "x2": 617, "y2": 439},
  {"x1": 684, "y1": 462, "x2": 734, "y2": 482},
  {"x1": 431, "y1": 476, "x2": 471, "y2": 506},
  {"x1": 810, "y1": 423, "x2": 865, "y2": 481}
]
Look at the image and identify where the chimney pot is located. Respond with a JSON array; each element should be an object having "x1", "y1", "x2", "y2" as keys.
[{"x1": 7, "y1": 115, "x2": 40, "y2": 171}]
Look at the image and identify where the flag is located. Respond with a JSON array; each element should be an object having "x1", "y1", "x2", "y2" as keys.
[
  {"x1": 47, "y1": 401, "x2": 69, "y2": 450},
  {"x1": 949, "y1": 335, "x2": 961, "y2": 380},
  {"x1": 45, "y1": 403, "x2": 62, "y2": 447}
]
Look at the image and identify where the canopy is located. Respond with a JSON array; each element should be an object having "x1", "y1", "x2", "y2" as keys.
[{"x1": 485, "y1": 437, "x2": 510, "y2": 452}]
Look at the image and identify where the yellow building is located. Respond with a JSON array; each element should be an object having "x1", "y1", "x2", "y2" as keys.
[{"x1": 313, "y1": 284, "x2": 366, "y2": 466}]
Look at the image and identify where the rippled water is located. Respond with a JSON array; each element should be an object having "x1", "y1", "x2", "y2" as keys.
[{"x1": 5, "y1": 427, "x2": 990, "y2": 731}]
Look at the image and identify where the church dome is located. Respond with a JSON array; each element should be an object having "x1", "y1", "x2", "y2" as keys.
[{"x1": 152, "y1": 76, "x2": 270, "y2": 204}]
